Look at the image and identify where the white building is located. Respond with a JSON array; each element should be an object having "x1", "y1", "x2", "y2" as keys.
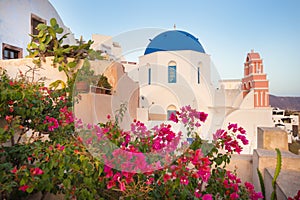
[
  {"x1": 91, "y1": 34, "x2": 123, "y2": 61},
  {"x1": 123, "y1": 30, "x2": 274, "y2": 154},
  {"x1": 272, "y1": 107, "x2": 299, "y2": 142},
  {"x1": 0, "y1": 0, "x2": 76, "y2": 60}
]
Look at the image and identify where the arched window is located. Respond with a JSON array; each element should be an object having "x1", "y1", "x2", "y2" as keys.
[
  {"x1": 168, "y1": 61, "x2": 176, "y2": 83},
  {"x1": 197, "y1": 62, "x2": 202, "y2": 84},
  {"x1": 167, "y1": 105, "x2": 177, "y2": 120},
  {"x1": 197, "y1": 67, "x2": 200, "y2": 84}
]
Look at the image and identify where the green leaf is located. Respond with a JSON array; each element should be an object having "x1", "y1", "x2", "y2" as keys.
[
  {"x1": 37, "y1": 23, "x2": 47, "y2": 31},
  {"x1": 38, "y1": 30, "x2": 44, "y2": 38},
  {"x1": 215, "y1": 157, "x2": 223, "y2": 165},
  {"x1": 67, "y1": 61, "x2": 77, "y2": 69},
  {"x1": 83, "y1": 177, "x2": 92, "y2": 186},
  {"x1": 257, "y1": 168, "x2": 265, "y2": 200},
  {"x1": 39, "y1": 43, "x2": 46, "y2": 51},
  {"x1": 20, "y1": 177, "x2": 27, "y2": 186},
  {"x1": 50, "y1": 18, "x2": 57, "y2": 27},
  {"x1": 44, "y1": 35, "x2": 51, "y2": 44},
  {"x1": 63, "y1": 178, "x2": 71, "y2": 189},
  {"x1": 56, "y1": 27, "x2": 63, "y2": 34},
  {"x1": 26, "y1": 186, "x2": 34, "y2": 193}
]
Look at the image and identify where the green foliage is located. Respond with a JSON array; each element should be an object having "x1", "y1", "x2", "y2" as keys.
[
  {"x1": 256, "y1": 148, "x2": 282, "y2": 200},
  {"x1": 27, "y1": 17, "x2": 103, "y2": 96},
  {"x1": 96, "y1": 74, "x2": 112, "y2": 95},
  {"x1": 257, "y1": 168, "x2": 265, "y2": 200},
  {"x1": 76, "y1": 58, "x2": 98, "y2": 84}
]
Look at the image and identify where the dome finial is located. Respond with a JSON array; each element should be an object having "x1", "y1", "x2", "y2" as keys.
[{"x1": 173, "y1": 24, "x2": 176, "y2": 30}]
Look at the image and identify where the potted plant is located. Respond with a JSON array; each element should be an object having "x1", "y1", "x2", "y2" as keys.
[
  {"x1": 75, "y1": 59, "x2": 98, "y2": 93},
  {"x1": 93, "y1": 74, "x2": 112, "y2": 94}
]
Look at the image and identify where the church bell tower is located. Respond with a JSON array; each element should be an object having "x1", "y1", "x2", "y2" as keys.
[{"x1": 242, "y1": 50, "x2": 269, "y2": 107}]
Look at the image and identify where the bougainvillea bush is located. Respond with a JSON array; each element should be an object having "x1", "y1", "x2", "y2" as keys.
[
  {"x1": 0, "y1": 17, "x2": 264, "y2": 200},
  {"x1": 0, "y1": 67, "x2": 261, "y2": 199},
  {"x1": 77, "y1": 105, "x2": 263, "y2": 200},
  {"x1": 0, "y1": 66, "x2": 264, "y2": 199}
]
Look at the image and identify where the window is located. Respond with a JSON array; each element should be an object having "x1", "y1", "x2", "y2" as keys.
[
  {"x1": 168, "y1": 61, "x2": 177, "y2": 83},
  {"x1": 31, "y1": 14, "x2": 46, "y2": 35},
  {"x1": 2, "y1": 43, "x2": 23, "y2": 59},
  {"x1": 148, "y1": 68, "x2": 151, "y2": 85},
  {"x1": 197, "y1": 62, "x2": 202, "y2": 84},
  {"x1": 197, "y1": 67, "x2": 200, "y2": 84}
]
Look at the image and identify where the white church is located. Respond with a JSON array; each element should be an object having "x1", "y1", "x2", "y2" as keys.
[{"x1": 117, "y1": 30, "x2": 274, "y2": 154}]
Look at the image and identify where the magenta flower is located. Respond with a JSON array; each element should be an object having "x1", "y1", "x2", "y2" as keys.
[
  {"x1": 44, "y1": 116, "x2": 59, "y2": 131},
  {"x1": 245, "y1": 181, "x2": 264, "y2": 200},
  {"x1": 163, "y1": 173, "x2": 171, "y2": 183},
  {"x1": 169, "y1": 112, "x2": 178, "y2": 123},
  {"x1": 119, "y1": 180, "x2": 126, "y2": 191},
  {"x1": 180, "y1": 176, "x2": 189, "y2": 185},
  {"x1": 202, "y1": 194, "x2": 213, "y2": 200},
  {"x1": 30, "y1": 167, "x2": 44, "y2": 175},
  {"x1": 10, "y1": 166, "x2": 17, "y2": 174},
  {"x1": 198, "y1": 111, "x2": 208, "y2": 122},
  {"x1": 106, "y1": 180, "x2": 115, "y2": 189},
  {"x1": 230, "y1": 192, "x2": 239, "y2": 199},
  {"x1": 237, "y1": 134, "x2": 249, "y2": 145},
  {"x1": 56, "y1": 144, "x2": 65, "y2": 151},
  {"x1": 19, "y1": 185, "x2": 29, "y2": 192}
]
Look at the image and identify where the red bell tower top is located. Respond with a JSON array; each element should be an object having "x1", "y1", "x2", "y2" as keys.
[{"x1": 242, "y1": 50, "x2": 269, "y2": 107}]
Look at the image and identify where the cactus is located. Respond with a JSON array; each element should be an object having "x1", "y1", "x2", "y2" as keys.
[
  {"x1": 271, "y1": 148, "x2": 282, "y2": 200},
  {"x1": 257, "y1": 168, "x2": 266, "y2": 200},
  {"x1": 257, "y1": 148, "x2": 282, "y2": 200}
]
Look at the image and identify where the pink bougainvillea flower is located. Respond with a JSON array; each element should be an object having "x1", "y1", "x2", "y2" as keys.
[
  {"x1": 44, "y1": 116, "x2": 59, "y2": 131},
  {"x1": 19, "y1": 185, "x2": 29, "y2": 192},
  {"x1": 198, "y1": 111, "x2": 208, "y2": 122},
  {"x1": 77, "y1": 136, "x2": 83, "y2": 143},
  {"x1": 30, "y1": 167, "x2": 44, "y2": 175},
  {"x1": 56, "y1": 144, "x2": 65, "y2": 151},
  {"x1": 230, "y1": 192, "x2": 239, "y2": 199},
  {"x1": 202, "y1": 194, "x2": 213, "y2": 200},
  {"x1": 118, "y1": 180, "x2": 126, "y2": 191},
  {"x1": 180, "y1": 176, "x2": 189, "y2": 185},
  {"x1": 145, "y1": 177, "x2": 154, "y2": 185},
  {"x1": 238, "y1": 126, "x2": 246, "y2": 134},
  {"x1": 163, "y1": 173, "x2": 171, "y2": 183},
  {"x1": 169, "y1": 112, "x2": 178, "y2": 123},
  {"x1": 9, "y1": 80, "x2": 14, "y2": 86},
  {"x1": 245, "y1": 181, "x2": 264, "y2": 200},
  {"x1": 106, "y1": 180, "x2": 115, "y2": 189},
  {"x1": 194, "y1": 189, "x2": 201, "y2": 198},
  {"x1": 5, "y1": 115, "x2": 13, "y2": 123},
  {"x1": 237, "y1": 134, "x2": 249, "y2": 145},
  {"x1": 10, "y1": 166, "x2": 17, "y2": 174}
]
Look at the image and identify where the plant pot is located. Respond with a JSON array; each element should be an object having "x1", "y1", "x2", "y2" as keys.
[
  {"x1": 76, "y1": 81, "x2": 89, "y2": 93},
  {"x1": 91, "y1": 86, "x2": 106, "y2": 94}
]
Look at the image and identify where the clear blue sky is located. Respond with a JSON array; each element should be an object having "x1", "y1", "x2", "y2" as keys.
[{"x1": 49, "y1": 0, "x2": 300, "y2": 96}]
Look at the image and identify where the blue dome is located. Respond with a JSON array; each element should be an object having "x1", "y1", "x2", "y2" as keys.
[{"x1": 144, "y1": 30, "x2": 205, "y2": 55}]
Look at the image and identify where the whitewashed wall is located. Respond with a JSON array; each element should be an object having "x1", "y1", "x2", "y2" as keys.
[{"x1": 0, "y1": 0, "x2": 76, "y2": 59}]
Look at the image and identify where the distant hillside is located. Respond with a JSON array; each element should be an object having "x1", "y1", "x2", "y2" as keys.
[{"x1": 270, "y1": 95, "x2": 300, "y2": 111}]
